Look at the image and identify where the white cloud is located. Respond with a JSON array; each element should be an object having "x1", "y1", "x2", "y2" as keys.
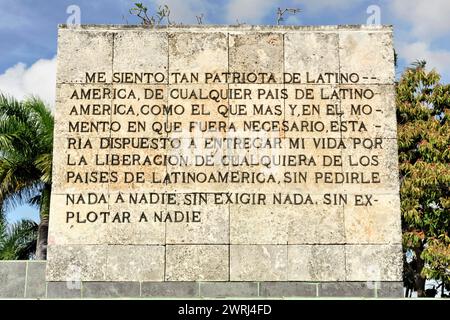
[
  {"x1": 0, "y1": 57, "x2": 56, "y2": 109},
  {"x1": 390, "y1": 0, "x2": 450, "y2": 40},
  {"x1": 226, "y1": 0, "x2": 277, "y2": 24},
  {"x1": 397, "y1": 41, "x2": 450, "y2": 75},
  {"x1": 390, "y1": 0, "x2": 450, "y2": 80}
]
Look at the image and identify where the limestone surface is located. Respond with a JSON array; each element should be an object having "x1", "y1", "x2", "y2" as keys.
[{"x1": 47, "y1": 25, "x2": 402, "y2": 282}]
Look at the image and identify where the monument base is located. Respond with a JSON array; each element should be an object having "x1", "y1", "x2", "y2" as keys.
[{"x1": 1, "y1": 261, "x2": 403, "y2": 298}]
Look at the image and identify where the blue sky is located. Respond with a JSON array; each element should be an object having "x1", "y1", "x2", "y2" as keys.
[{"x1": 0, "y1": 0, "x2": 449, "y2": 223}]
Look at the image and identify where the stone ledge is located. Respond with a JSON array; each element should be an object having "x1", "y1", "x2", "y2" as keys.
[
  {"x1": 58, "y1": 24, "x2": 393, "y2": 32},
  {"x1": 200, "y1": 282, "x2": 258, "y2": 298},
  {"x1": 260, "y1": 282, "x2": 317, "y2": 297},
  {"x1": 25, "y1": 262, "x2": 46, "y2": 298},
  {"x1": 0, "y1": 261, "x2": 403, "y2": 298},
  {"x1": 319, "y1": 282, "x2": 375, "y2": 297},
  {"x1": 142, "y1": 282, "x2": 198, "y2": 297},
  {"x1": 47, "y1": 281, "x2": 81, "y2": 299},
  {"x1": 82, "y1": 282, "x2": 140, "y2": 298},
  {"x1": 0, "y1": 261, "x2": 27, "y2": 298},
  {"x1": 376, "y1": 281, "x2": 405, "y2": 298}
]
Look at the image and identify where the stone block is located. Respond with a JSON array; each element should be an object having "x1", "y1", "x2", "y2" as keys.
[
  {"x1": 319, "y1": 282, "x2": 375, "y2": 297},
  {"x1": 230, "y1": 245, "x2": 287, "y2": 281},
  {"x1": 339, "y1": 30, "x2": 395, "y2": 84},
  {"x1": 340, "y1": 85, "x2": 397, "y2": 139},
  {"x1": 288, "y1": 245, "x2": 346, "y2": 281},
  {"x1": 169, "y1": 32, "x2": 228, "y2": 78},
  {"x1": 106, "y1": 245, "x2": 165, "y2": 281},
  {"x1": 166, "y1": 202, "x2": 229, "y2": 244},
  {"x1": 46, "y1": 245, "x2": 107, "y2": 281},
  {"x1": 342, "y1": 138, "x2": 400, "y2": 195},
  {"x1": 114, "y1": 30, "x2": 168, "y2": 81},
  {"x1": 283, "y1": 85, "x2": 341, "y2": 139},
  {"x1": 109, "y1": 84, "x2": 169, "y2": 139},
  {"x1": 57, "y1": 29, "x2": 113, "y2": 84},
  {"x1": 376, "y1": 282, "x2": 404, "y2": 298},
  {"x1": 166, "y1": 245, "x2": 229, "y2": 281},
  {"x1": 82, "y1": 281, "x2": 140, "y2": 298},
  {"x1": 344, "y1": 194, "x2": 402, "y2": 244},
  {"x1": 53, "y1": 83, "x2": 112, "y2": 136},
  {"x1": 50, "y1": 135, "x2": 111, "y2": 194},
  {"x1": 285, "y1": 31, "x2": 339, "y2": 77},
  {"x1": 200, "y1": 282, "x2": 258, "y2": 297},
  {"x1": 141, "y1": 282, "x2": 198, "y2": 297},
  {"x1": 260, "y1": 282, "x2": 317, "y2": 297},
  {"x1": 47, "y1": 281, "x2": 82, "y2": 299},
  {"x1": 166, "y1": 83, "x2": 229, "y2": 140},
  {"x1": 228, "y1": 83, "x2": 286, "y2": 141},
  {"x1": 47, "y1": 193, "x2": 109, "y2": 245},
  {"x1": 230, "y1": 203, "x2": 288, "y2": 245},
  {"x1": 283, "y1": 139, "x2": 344, "y2": 194},
  {"x1": 0, "y1": 262, "x2": 26, "y2": 298},
  {"x1": 106, "y1": 199, "x2": 166, "y2": 245},
  {"x1": 25, "y1": 261, "x2": 47, "y2": 298},
  {"x1": 288, "y1": 205, "x2": 345, "y2": 244},
  {"x1": 345, "y1": 245, "x2": 403, "y2": 281},
  {"x1": 229, "y1": 32, "x2": 283, "y2": 83}
]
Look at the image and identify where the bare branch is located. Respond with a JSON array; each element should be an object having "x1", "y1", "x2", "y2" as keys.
[
  {"x1": 196, "y1": 13, "x2": 204, "y2": 25},
  {"x1": 276, "y1": 7, "x2": 301, "y2": 25},
  {"x1": 129, "y1": 2, "x2": 177, "y2": 27}
]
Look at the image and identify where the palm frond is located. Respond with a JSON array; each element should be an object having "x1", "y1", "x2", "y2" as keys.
[
  {"x1": 1, "y1": 182, "x2": 43, "y2": 212},
  {"x1": 0, "y1": 94, "x2": 30, "y2": 123},
  {"x1": 0, "y1": 117, "x2": 32, "y2": 152},
  {"x1": 23, "y1": 97, "x2": 54, "y2": 152},
  {"x1": 0, "y1": 218, "x2": 37, "y2": 260},
  {"x1": 0, "y1": 93, "x2": 53, "y2": 258},
  {"x1": 35, "y1": 153, "x2": 53, "y2": 184},
  {"x1": 27, "y1": 194, "x2": 42, "y2": 207}
]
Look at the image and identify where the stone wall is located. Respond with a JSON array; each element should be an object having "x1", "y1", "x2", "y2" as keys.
[
  {"x1": 0, "y1": 261, "x2": 402, "y2": 298},
  {"x1": 48, "y1": 25, "x2": 403, "y2": 284}
]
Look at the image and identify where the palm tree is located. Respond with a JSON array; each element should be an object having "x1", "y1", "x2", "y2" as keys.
[
  {"x1": 0, "y1": 94, "x2": 53, "y2": 259},
  {"x1": 0, "y1": 209, "x2": 38, "y2": 260}
]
